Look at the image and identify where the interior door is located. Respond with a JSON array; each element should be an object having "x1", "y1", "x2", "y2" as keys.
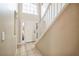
[{"x1": 24, "y1": 21, "x2": 35, "y2": 42}]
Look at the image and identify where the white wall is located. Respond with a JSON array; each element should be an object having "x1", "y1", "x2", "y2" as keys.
[{"x1": 0, "y1": 4, "x2": 17, "y2": 55}]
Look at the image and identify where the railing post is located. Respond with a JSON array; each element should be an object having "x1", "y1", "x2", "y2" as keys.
[
  {"x1": 51, "y1": 4, "x2": 52, "y2": 22},
  {"x1": 17, "y1": 3, "x2": 22, "y2": 43},
  {"x1": 54, "y1": 3, "x2": 55, "y2": 17},
  {"x1": 17, "y1": 3, "x2": 23, "y2": 55},
  {"x1": 37, "y1": 3, "x2": 41, "y2": 22}
]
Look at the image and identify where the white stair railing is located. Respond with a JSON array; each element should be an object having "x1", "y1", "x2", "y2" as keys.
[{"x1": 35, "y1": 3, "x2": 66, "y2": 43}]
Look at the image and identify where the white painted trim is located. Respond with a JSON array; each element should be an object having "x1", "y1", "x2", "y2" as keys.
[{"x1": 35, "y1": 4, "x2": 70, "y2": 44}]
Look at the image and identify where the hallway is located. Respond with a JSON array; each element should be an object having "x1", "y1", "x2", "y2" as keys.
[
  {"x1": 16, "y1": 41, "x2": 42, "y2": 56},
  {"x1": 1, "y1": 3, "x2": 79, "y2": 56}
]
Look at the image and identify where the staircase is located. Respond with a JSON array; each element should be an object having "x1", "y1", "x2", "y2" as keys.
[
  {"x1": 36, "y1": 4, "x2": 79, "y2": 55},
  {"x1": 35, "y1": 3, "x2": 67, "y2": 44}
]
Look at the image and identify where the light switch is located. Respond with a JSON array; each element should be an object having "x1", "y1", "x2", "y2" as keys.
[{"x1": 2, "y1": 32, "x2": 5, "y2": 41}]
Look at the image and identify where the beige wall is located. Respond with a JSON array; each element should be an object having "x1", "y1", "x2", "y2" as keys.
[
  {"x1": 36, "y1": 4, "x2": 79, "y2": 56},
  {"x1": 0, "y1": 4, "x2": 16, "y2": 56}
]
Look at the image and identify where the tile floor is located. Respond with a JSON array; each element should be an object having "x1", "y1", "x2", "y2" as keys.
[{"x1": 15, "y1": 41, "x2": 42, "y2": 56}]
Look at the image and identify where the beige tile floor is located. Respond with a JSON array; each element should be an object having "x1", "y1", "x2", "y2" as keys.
[{"x1": 15, "y1": 41, "x2": 42, "y2": 56}]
